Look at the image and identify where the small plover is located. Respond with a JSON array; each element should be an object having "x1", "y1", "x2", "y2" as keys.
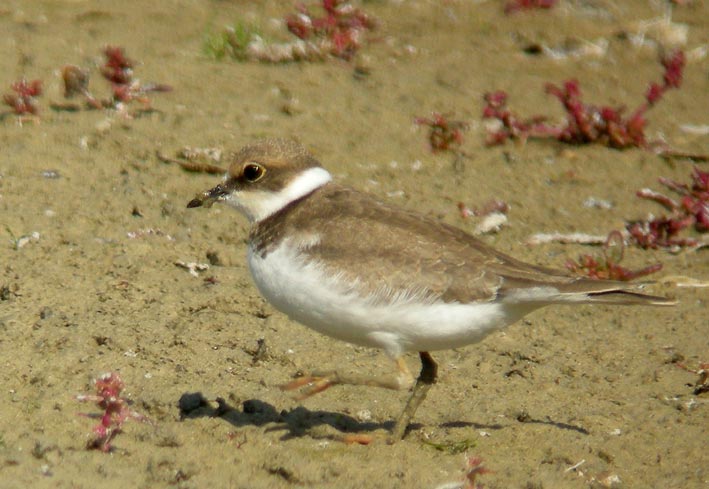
[{"x1": 187, "y1": 138, "x2": 674, "y2": 441}]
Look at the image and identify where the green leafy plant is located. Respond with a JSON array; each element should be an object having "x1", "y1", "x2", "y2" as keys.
[
  {"x1": 421, "y1": 437, "x2": 476, "y2": 455},
  {"x1": 203, "y1": 21, "x2": 260, "y2": 61}
]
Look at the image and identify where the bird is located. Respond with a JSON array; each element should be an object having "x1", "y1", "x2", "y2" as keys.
[{"x1": 186, "y1": 138, "x2": 674, "y2": 442}]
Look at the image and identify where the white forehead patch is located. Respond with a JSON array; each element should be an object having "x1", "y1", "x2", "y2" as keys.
[{"x1": 223, "y1": 166, "x2": 332, "y2": 222}]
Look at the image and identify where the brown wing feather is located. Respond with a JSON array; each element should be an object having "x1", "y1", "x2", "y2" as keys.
[{"x1": 251, "y1": 184, "x2": 673, "y2": 306}]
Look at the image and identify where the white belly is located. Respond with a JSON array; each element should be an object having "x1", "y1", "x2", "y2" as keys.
[{"x1": 247, "y1": 242, "x2": 532, "y2": 358}]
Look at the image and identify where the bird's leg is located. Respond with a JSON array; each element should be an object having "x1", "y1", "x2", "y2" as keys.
[
  {"x1": 389, "y1": 351, "x2": 438, "y2": 442},
  {"x1": 280, "y1": 357, "x2": 413, "y2": 400}
]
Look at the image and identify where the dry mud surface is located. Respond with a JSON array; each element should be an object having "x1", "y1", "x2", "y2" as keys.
[{"x1": 0, "y1": 1, "x2": 707, "y2": 488}]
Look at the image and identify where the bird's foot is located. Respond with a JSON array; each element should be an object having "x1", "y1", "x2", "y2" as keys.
[{"x1": 279, "y1": 371, "x2": 341, "y2": 400}]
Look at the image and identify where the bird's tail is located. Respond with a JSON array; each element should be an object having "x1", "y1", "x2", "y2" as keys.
[{"x1": 582, "y1": 289, "x2": 677, "y2": 306}]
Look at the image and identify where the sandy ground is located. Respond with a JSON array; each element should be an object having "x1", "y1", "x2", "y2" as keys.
[{"x1": 0, "y1": 1, "x2": 707, "y2": 488}]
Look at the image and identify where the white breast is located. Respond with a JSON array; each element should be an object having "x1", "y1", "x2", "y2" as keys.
[{"x1": 247, "y1": 240, "x2": 535, "y2": 358}]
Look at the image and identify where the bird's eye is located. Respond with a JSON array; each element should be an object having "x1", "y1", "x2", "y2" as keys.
[{"x1": 243, "y1": 163, "x2": 265, "y2": 182}]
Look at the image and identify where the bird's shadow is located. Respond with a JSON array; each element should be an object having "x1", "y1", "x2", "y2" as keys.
[
  {"x1": 178, "y1": 392, "x2": 390, "y2": 440},
  {"x1": 176, "y1": 392, "x2": 586, "y2": 441}
]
